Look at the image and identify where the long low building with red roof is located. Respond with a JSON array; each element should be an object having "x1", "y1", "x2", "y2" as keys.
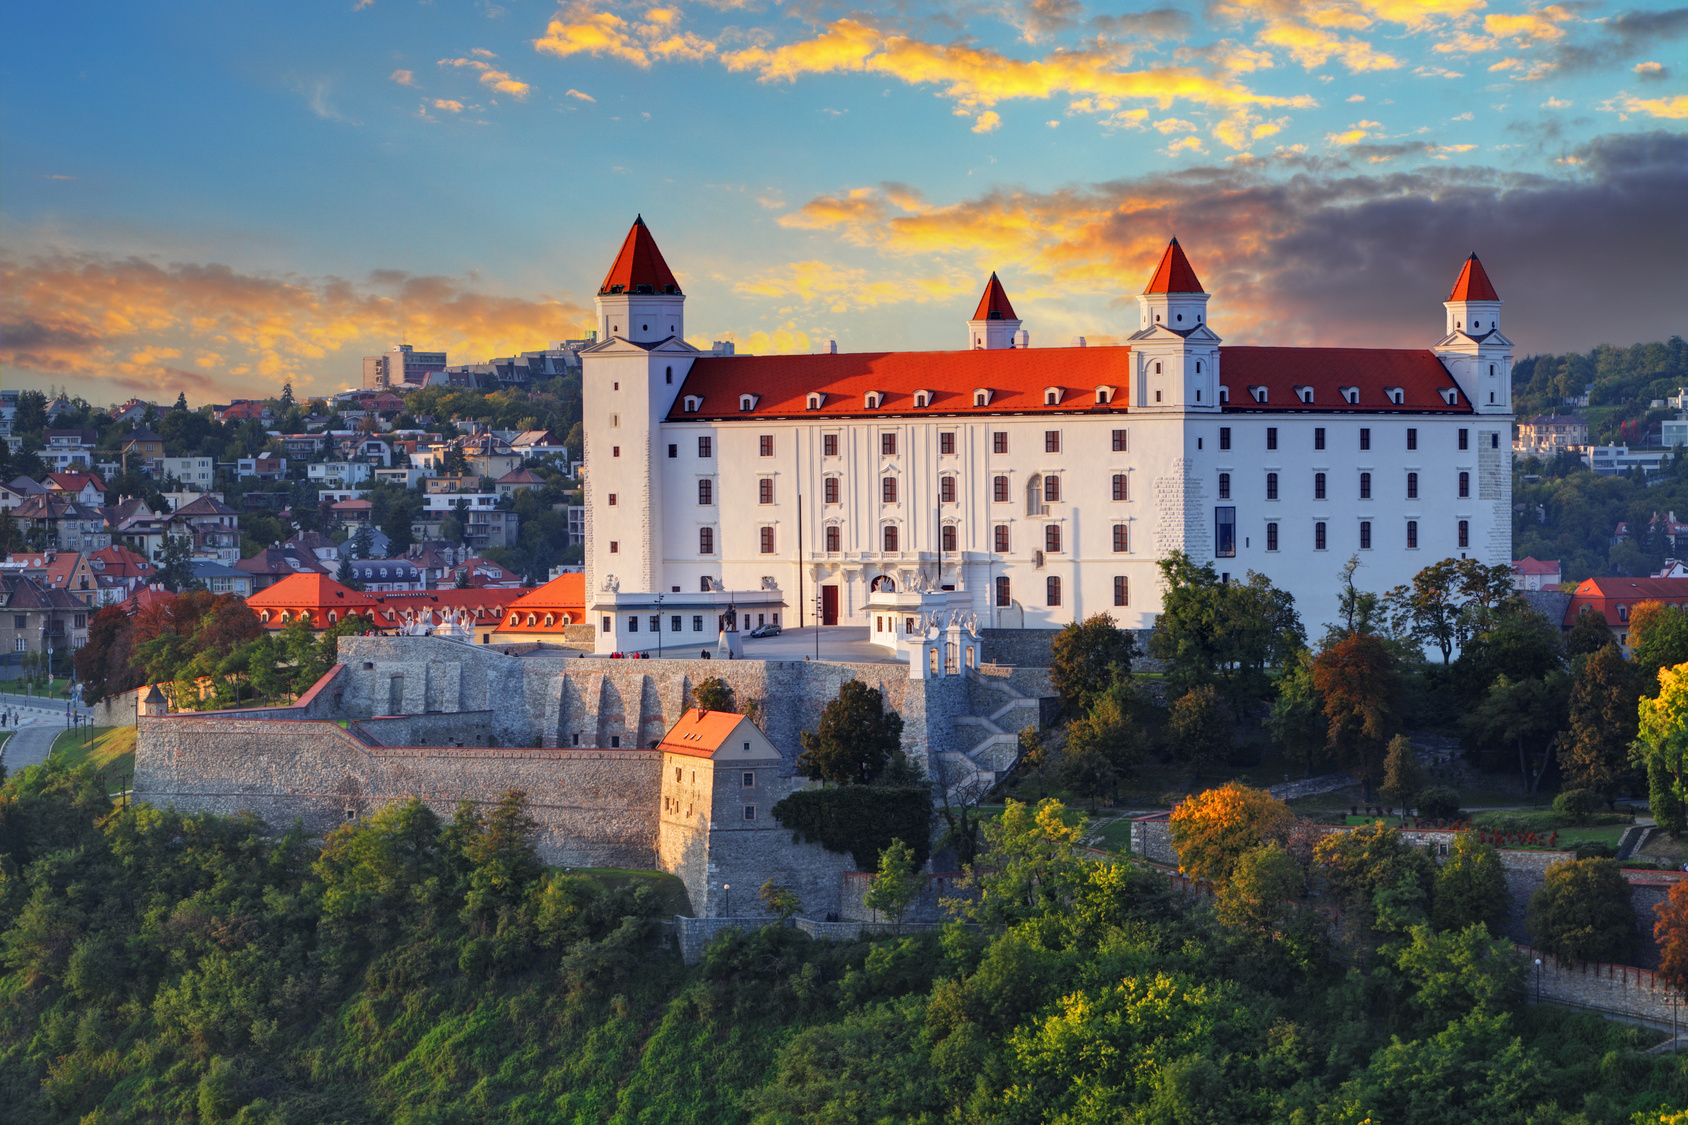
[
  {"x1": 244, "y1": 571, "x2": 531, "y2": 642},
  {"x1": 492, "y1": 572, "x2": 586, "y2": 643},
  {"x1": 581, "y1": 218, "x2": 1515, "y2": 654}
]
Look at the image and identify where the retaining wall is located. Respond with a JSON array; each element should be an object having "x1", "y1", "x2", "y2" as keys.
[
  {"x1": 89, "y1": 686, "x2": 147, "y2": 728},
  {"x1": 1522, "y1": 945, "x2": 1686, "y2": 1028},
  {"x1": 674, "y1": 914, "x2": 962, "y2": 964}
]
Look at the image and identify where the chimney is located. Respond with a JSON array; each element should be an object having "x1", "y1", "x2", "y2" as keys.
[
  {"x1": 828, "y1": 340, "x2": 838, "y2": 354},
  {"x1": 1016, "y1": 330, "x2": 1030, "y2": 349},
  {"x1": 1072, "y1": 336, "x2": 1087, "y2": 347}
]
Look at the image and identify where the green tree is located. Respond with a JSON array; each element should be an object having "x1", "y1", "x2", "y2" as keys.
[
  {"x1": 156, "y1": 533, "x2": 196, "y2": 591},
  {"x1": 1462, "y1": 672, "x2": 1570, "y2": 795},
  {"x1": 1634, "y1": 662, "x2": 1688, "y2": 837},
  {"x1": 1633, "y1": 604, "x2": 1688, "y2": 693},
  {"x1": 1385, "y1": 557, "x2": 1517, "y2": 664},
  {"x1": 1380, "y1": 734, "x2": 1427, "y2": 810},
  {"x1": 797, "y1": 680, "x2": 905, "y2": 785},
  {"x1": 1167, "y1": 683, "x2": 1230, "y2": 780},
  {"x1": 173, "y1": 391, "x2": 188, "y2": 411},
  {"x1": 689, "y1": 676, "x2": 737, "y2": 713},
  {"x1": 864, "y1": 838, "x2": 923, "y2": 931},
  {"x1": 1150, "y1": 552, "x2": 1302, "y2": 711},
  {"x1": 1059, "y1": 681, "x2": 1145, "y2": 805},
  {"x1": 1048, "y1": 613, "x2": 1137, "y2": 717},
  {"x1": 279, "y1": 381, "x2": 295, "y2": 410},
  {"x1": 1267, "y1": 646, "x2": 1326, "y2": 777},
  {"x1": 462, "y1": 790, "x2": 544, "y2": 924},
  {"x1": 952, "y1": 798, "x2": 1084, "y2": 925},
  {"x1": 336, "y1": 554, "x2": 364, "y2": 591},
  {"x1": 382, "y1": 501, "x2": 414, "y2": 556},
  {"x1": 759, "y1": 880, "x2": 801, "y2": 921},
  {"x1": 1214, "y1": 841, "x2": 1304, "y2": 938},
  {"x1": 1561, "y1": 641, "x2": 1642, "y2": 797},
  {"x1": 1565, "y1": 605, "x2": 1615, "y2": 655},
  {"x1": 1526, "y1": 856, "x2": 1637, "y2": 963},
  {"x1": 1390, "y1": 924, "x2": 1526, "y2": 1036},
  {"x1": 1314, "y1": 822, "x2": 1439, "y2": 942},
  {"x1": 1455, "y1": 601, "x2": 1565, "y2": 706},
  {"x1": 1431, "y1": 833, "x2": 1510, "y2": 934}
]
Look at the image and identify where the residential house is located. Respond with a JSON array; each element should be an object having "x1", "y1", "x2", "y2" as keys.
[
  {"x1": 5, "y1": 551, "x2": 101, "y2": 606},
  {"x1": 44, "y1": 472, "x2": 108, "y2": 506},
  {"x1": 41, "y1": 429, "x2": 97, "y2": 472},
  {"x1": 234, "y1": 545, "x2": 330, "y2": 592},
  {"x1": 373, "y1": 467, "x2": 426, "y2": 489},
  {"x1": 1563, "y1": 576, "x2": 1688, "y2": 651},
  {"x1": 105, "y1": 498, "x2": 171, "y2": 563},
  {"x1": 192, "y1": 561, "x2": 255, "y2": 597},
  {"x1": 243, "y1": 491, "x2": 291, "y2": 512},
  {"x1": 1514, "y1": 415, "x2": 1587, "y2": 456},
  {"x1": 344, "y1": 558, "x2": 426, "y2": 592},
  {"x1": 277, "y1": 433, "x2": 328, "y2": 460},
  {"x1": 12, "y1": 495, "x2": 110, "y2": 553},
  {"x1": 89, "y1": 545, "x2": 159, "y2": 602},
  {"x1": 112, "y1": 400, "x2": 154, "y2": 425},
  {"x1": 0, "y1": 572, "x2": 89, "y2": 667},
  {"x1": 425, "y1": 475, "x2": 477, "y2": 495},
  {"x1": 407, "y1": 540, "x2": 465, "y2": 586},
  {"x1": 462, "y1": 433, "x2": 522, "y2": 480},
  {"x1": 1584, "y1": 445, "x2": 1668, "y2": 476},
  {"x1": 446, "y1": 557, "x2": 526, "y2": 588},
  {"x1": 565, "y1": 505, "x2": 584, "y2": 546},
  {"x1": 495, "y1": 468, "x2": 546, "y2": 497},
  {"x1": 352, "y1": 437, "x2": 392, "y2": 467},
  {"x1": 285, "y1": 530, "x2": 340, "y2": 565},
  {"x1": 236, "y1": 456, "x2": 289, "y2": 480},
  {"x1": 160, "y1": 456, "x2": 216, "y2": 489},
  {"x1": 170, "y1": 494, "x2": 242, "y2": 563},
  {"x1": 0, "y1": 481, "x2": 31, "y2": 512},
  {"x1": 1511, "y1": 558, "x2": 1562, "y2": 591},
  {"x1": 214, "y1": 400, "x2": 271, "y2": 424},
  {"x1": 307, "y1": 461, "x2": 373, "y2": 489},
  {"x1": 331, "y1": 498, "x2": 374, "y2": 525},
  {"x1": 122, "y1": 427, "x2": 166, "y2": 472}
]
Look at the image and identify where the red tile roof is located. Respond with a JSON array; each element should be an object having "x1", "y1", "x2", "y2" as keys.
[
  {"x1": 668, "y1": 346, "x2": 1133, "y2": 420},
  {"x1": 658, "y1": 708, "x2": 751, "y2": 758},
  {"x1": 1512, "y1": 557, "x2": 1561, "y2": 576},
  {"x1": 971, "y1": 273, "x2": 1018, "y2": 321},
  {"x1": 1142, "y1": 238, "x2": 1204, "y2": 294},
  {"x1": 246, "y1": 573, "x2": 381, "y2": 629},
  {"x1": 46, "y1": 472, "x2": 107, "y2": 494},
  {"x1": 599, "y1": 215, "x2": 681, "y2": 296},
  {"x1": 1218, "y1": 347, "x2": 1469, "y2": 414},
  {"x1": 1448, "y1": 253, "x2": 1500, "y2": 302},
  {"x1": 496, "y1": 573, "x2": 585, "y2": 633},
  {"x1": 1563, "y1": 576, "x2": 1688, "y2": 629}
]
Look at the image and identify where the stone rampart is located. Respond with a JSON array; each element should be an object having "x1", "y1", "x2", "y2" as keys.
[
  {"x1": 839, "y1": 869, "x2": 970, "y2": 924},
  {"x1": 354, "y1": 712, "x2": 497, "y2": 747},
  {"x1": 1521, "y1": 945, "x2": 1687, "y2": 1028},
  {"x1": 134, "y1": 716, "x2": 661, "y2": 868},
  {"x1": 89, "y1": 686, "x2": 147, "y2": 728}
]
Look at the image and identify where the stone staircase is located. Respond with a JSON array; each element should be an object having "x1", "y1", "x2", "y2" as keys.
[{"x1": 933, "y1": 671, "x2": 1047, "y2": 804}]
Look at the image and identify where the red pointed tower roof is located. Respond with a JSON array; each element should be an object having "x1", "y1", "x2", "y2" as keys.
[
  {"x1": 1142, "y1": 237, "x2": 1205, "y2": 294},
  {"x1": 1448, "y1": 253, "x2": 1499, "y2": 302},
  {"x1": 971, "y1": 272, "x2": 1018, "y2": 321},
  {"x1": 599, "y1": 215, "x2": 682, "y2": 296}
]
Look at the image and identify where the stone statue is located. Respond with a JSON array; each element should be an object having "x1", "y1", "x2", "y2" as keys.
[{"x1": 602, "y1": 574, "x2": 620, "y2": 593}]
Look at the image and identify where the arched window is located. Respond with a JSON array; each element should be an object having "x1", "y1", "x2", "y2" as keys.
[{"x1": 1458, "y1": 471, "x2": 1470, "y2": 498}]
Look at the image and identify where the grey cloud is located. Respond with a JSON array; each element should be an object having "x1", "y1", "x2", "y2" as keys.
[{"x1": 1091, "y1": 7, "x2": 1194, "y2": 39}]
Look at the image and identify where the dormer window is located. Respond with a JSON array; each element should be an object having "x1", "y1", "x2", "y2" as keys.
[
  {"x1": 683, "y1": 395, "x2": 703, "y2": 412},
  {"x1": 1385, "y1": 387, "x2": 1405, "y2": 406},
  {"x1": 1340, "y1": 386, "x2": 1359, "y2": 406},
  {"x1": 1043, "y1": 387, "x2": 1064, "y2": 406},
  {"x1": 864, "y1": 391, "x2": 884, "y2": 409},
  {"x1": 1295, "y1": 386, "x2": 1314, "y2": 405},
  {"x1": 738, "y1": 394, "x2": 759, "y2": 412},
  {"x1": 1094, "y1": 386, "x2": 1116, "y2": 405},
  {"x1": 973, "y1": 388, "x2": 993, "y2": 408},
  {"x1": 806, "y1": 392, "x2": 825, "y2": 411},
  {"x1": 1440, "y1": 387, "x2": 1460, "y2": 406},
  {"x1": 913, "y1": 389, "x2": 933, "y2": 408},
  {"x1": 1219, "y1": 385, "x2": 1229, "y2": 404},
  {"x1": 1249, "y1": 386, "x2": 1268, "y2": 404}
]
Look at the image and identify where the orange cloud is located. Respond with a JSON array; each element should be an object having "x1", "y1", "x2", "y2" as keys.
[
  {"x1": 438, "y1": 52, "x2": 533, "y2": 99},
  {"x1": 731, "y1": 260, "x2": 973, "y2": 312},
  {"x1": 0, "y1": 254, "x2": 591, "y2": 401},
  {"x1": 1602, "y1": 93, "x2": 1688, "y2": 120},
  {"x1": 532, "y1": 3, "x2": 715, "y2": 67}
]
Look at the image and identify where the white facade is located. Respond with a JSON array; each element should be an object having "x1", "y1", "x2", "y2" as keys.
[{"x1": 580, "y1": 225, "x2": 1514, "y2": 655}]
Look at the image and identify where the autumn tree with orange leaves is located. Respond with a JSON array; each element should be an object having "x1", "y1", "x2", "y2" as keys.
[
  {"x1": 1655, "y1": 880, "x2": 1688, "y2": 994},
  {"x1": 1168, "y1": 781, "x2": 1294, "y2": 885},
  {"x1": 1312, "y1": 632, "x2": 1402, "y2": 796}
]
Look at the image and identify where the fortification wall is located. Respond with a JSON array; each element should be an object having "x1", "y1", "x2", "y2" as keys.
[
  {"x1": 355, "y1": 712, "x2": 496, "y2": 747},
  {"x1": 90, "y1": 686, "x2": 147, "y2": 728},
  {"x1": 134, "y1": 716, "x2": 660, "y2": 867}
]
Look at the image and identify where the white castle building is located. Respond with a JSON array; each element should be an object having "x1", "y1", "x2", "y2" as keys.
[{"x1": 581, "y1": 216, "x2": 1513, "y2": 657}]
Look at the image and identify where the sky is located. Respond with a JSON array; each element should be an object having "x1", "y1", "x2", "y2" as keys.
[{"x1": 1, "y1": 0, "x2": 1683, "y2": 406}]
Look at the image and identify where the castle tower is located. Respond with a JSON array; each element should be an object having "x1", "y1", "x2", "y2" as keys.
[
  {"x1": 967, "y1": 272, "x2": 1024, "y2": 349},
  {"x1": 582, "y1": 217, "x2": 701, "y2": 622},
  {"x1": 1434, "y1": 253, "x2": 1512, "y2": 415},
  {"x1": 595, "y1": 214, "x2": 686, "y2": 345},
  {"x1": 1127, "y1": 238, "x2": 1220, "y2": 412}
]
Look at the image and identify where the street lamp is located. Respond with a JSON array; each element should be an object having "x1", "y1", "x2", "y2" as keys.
[
  {"x1": 655, "y1": 594, "x2": 664, "y2": 659},
  {"x1": 1534, "y1": 958, "x2": 1542, "y2": 1004},
  {"x1": 722, "y1": 882, "x2": 731, "y2": 918}
]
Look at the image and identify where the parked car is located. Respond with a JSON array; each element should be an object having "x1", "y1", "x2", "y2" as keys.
[{"x1": 747, "y1": 622, "x2": 782, "y2": 638}]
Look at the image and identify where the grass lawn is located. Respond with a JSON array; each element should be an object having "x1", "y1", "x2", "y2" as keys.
[
  {"x1": 52, "y1": 726, "x2": 135, "y2": 788},
  {"x1": 1090, "y1": 818, "x2": 1136, "y2": 852},
  {"x1": 558, "y1": 867, "x2": 696, "y2": 917}
]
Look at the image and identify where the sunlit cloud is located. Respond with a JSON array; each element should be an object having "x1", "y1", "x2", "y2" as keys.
[
  {"x1": 565, "y1": 87, "x2": 596, "y2": 101},
  {"x1": 731, "y1": 260, "x2": 973, "y2": 312},
  {"x1": 439, "y1": 51, "x2": 533, "y2": 99},
  {"x1": 390, "y1": 69, "x2": 419, "y2": 87},
  {"x1": 1602, "y1": 92, "x2": 1688, "y2": 120},
  {"x1": 0, "y1": 254, "x2": 591, "y2": 401}
]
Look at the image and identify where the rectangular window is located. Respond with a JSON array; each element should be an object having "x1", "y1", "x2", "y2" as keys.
[
  {"x1": 824, "y1": 477, "x2": 839, "y2": 504},
  {"x1": 941, "y1": 525, "x2": 957, "y2": 552},
  {"x1": 759, "y1": 478, "x2": 774, "y2": 504},
  {"x1": 994, "y1": 524, "x2": 1010, "y2": 552},
  {"x1": 994, "y1": 475, "x2": 1010, "y2": 502},
  {"x1": 882, "y1": 477, "x2": 898, "y2": 503},
  {"x1": 1045, "y1": 524, "x2": 1062, "y2": 552},
  {"x1": 1114, "y1": 576, "x2": 1128, "y2": 606},
  {"x1": 1458, "y1": 471, "x2": 1470, "y2": 498},
  {"x1": 1218, "y1": 472, "x2": 1230, "y2": 499},
  {"x1": 1111, "y1": 429, "x2": 1127, "y2": 452},
  {"x1": 628, "y1": 616, "x2": 639, "y2": 633},
  {"x1": 1266, "y1": 522, "x2": 1279, "y2": 551},
  {"x1": 650, "y1": 616, "x2": 661, "y2": 633},
  {"x1": 672, "y1": 615, "x2": 682, "y2": 632},
  {"x1": 759, "y1": 435, "x2": 774, "y2": 457},
  {"x1": 825, "y1": 526, "x2": 840, "y2": 552},
  {"x1": 1267, "y1": 427, "x2": 1278, "y2": 451},
  {"x1": 1112, "y1": 523, "x2": 1128, "y2": 552},
  {"x1": 1359, "y1": 472, "x2": 1371, "y2": 500},
  {"x1": 1359, "y1": 427, "x2": 1371, "y2": 451},
  {"x1": 1407, "y1": 472, "x2": 1418, "y2": 499},
  {"x1": 668, "y1": 444, "x2": 678, "y2": 459},
  {"x1": 1459, "y1": 428, "x2": 1469, "y2": 450},
  {"x1": 1215, "y1": 507, "x2": 1236, "y2": 557},
  {"x1": 1407, "y1": 427, "x2": 1417, "y2": 450},
  {"x1": 881, "y1": 432, "x2": 897, "y2": 456},
  {"x1": 883, "y1": 526, "x2": 899, "y2": 552},
  {"x1": 1314, "y1": 427, "x2": 1326, "y2": 451},
  {"x1": 760, "y1": 527, "x2": 775, "y2": 553},
  {"x1": 602, "y1": 616, "x2": 611, "y2": 633},
  {"x1": 698, "y1": 480, "x2": 713, "y2": 505},
  {"x1": 1044, "y1": 476, "x2": 1061, "y2": 503},
  {"x1": 693, "y1": 615, "x2": 704, "y2": 632},
  {"x1": 699, "y1": 527, "x2": 714, "y2": 554},
  {"x1": 1458, "y1": 519, "x2": 1470, "y2": 549},
  {"x1": 743, "y1": 805, "x2": 756, "y2": 821},
  {"x1": 993, "y1": 431, "x2": 1008, "y2": 454},
  {"x1": 940, "y1": 432, "x2": 955, "y2": 455},
  {"x1": 1219, "y1": 427, "x2": 1231, "y2": 451},
  {"x1": 1315, "y1": 522, "x2": 1327, "y2": 550},
  {"x1": 1266, "y1": 472, "x2": 1278, "y2": 501},
  {"x1": 823, "y1": 434, "x2": 839, "y2": 457},
  {"x1": 1359, "y1": 521, "x2": 1372, "y2": 549},
  {"x1": 699, "y1": 437, "x2": 713, "y2": 458},
  {"x1": 1044, "y1": 430, "x2": 1060, "y2": 453},
  {"x1": 742, "y1": 771, "x2": 755, "y2": 788},
  {"x1": 609, "y1": 541, "x2": 619, "y2": 553},
  {"x1": 1113, "y1": 474, "x2": 1129, "y2": 501},
  {"x1": 1046, "y1": 576, "x2": 1061, "y2": 606},
  {"x1": 995, "y1": 576, "x2": 1011, "y2": 607},
  {"x1": 612, "y1": 446, "x2": 620, "y2": 458},
  {"x1": 1491, "y1": 432, "x2": 1500, "y2": 449},
  {"x1": 940, "y1": 477, "x2": 956, "y2": 503},
  {"x1": 1314, "y1": 472, "x2": 1326, "y2": 500}
]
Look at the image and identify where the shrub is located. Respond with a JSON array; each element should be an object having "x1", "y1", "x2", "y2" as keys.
[
  {"x1": 772, "y1": 786, "x2": 932, "y2": 870},
  {"x1": 1416, "y1": 786, "x2": 1463, "y2": 820},
  {"x1": 1551, "y1": 788, "x2": 1603, "y2": 824}
]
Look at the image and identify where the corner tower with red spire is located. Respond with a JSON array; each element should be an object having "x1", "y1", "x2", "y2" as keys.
[
  {"x1": 1434, "y1": 252, "x2": 1512, "y2": 416},
  {"x1": 1128, "y1": 238, "x2": 1221, "y2": 413},
  {"x1": 967, "y1": 273, "x2": 1025, "y2": 350},
  {"x1": 594, "y1": 214, "x2": 686, "y2": 346}
]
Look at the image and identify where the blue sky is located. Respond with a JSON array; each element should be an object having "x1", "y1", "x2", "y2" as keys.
[{"x1": 2, "y1": 0, "x2": 1683, "y2": 403}]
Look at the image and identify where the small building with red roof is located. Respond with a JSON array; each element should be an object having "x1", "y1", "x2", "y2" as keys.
[
  {"x1": 45, "y1": 472, "x2": 108, "y2": 506},
  {"x1": 493, "y1": 572, "x2": 586, "y2": 642},
  {"x1": 1563, "y1": 576, "x2": 1688, "y2": 650},
  {"x1": 245, "y1": 572, "x2": 382, "y2": 630},
  {"x1": 1511, "y1": 557, "x2": 1562, "y2": 591}
]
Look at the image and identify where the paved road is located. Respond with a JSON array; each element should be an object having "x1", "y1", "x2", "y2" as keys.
[{"x1": 2, "y1": 724, "x2": 62, "y2": 772}]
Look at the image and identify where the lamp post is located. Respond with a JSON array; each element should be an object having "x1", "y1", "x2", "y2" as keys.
[
  {"x1": 655, "y1": 594, "x2": 664, "y2": 659},
  {"x1": 722, "y1": 882, "x2": 731, "y2": 918},
  {"x1": 1534, "y1": 958, "x2": 1542, "y2": 1004}
]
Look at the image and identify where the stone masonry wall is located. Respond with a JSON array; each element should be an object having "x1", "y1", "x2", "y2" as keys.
[
  {"x1": 90, "y1": 686, "x2": 147, "y2": 728},
  {"x1": 134, "y1": 716, "x2": 661, "y2": 867}
]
